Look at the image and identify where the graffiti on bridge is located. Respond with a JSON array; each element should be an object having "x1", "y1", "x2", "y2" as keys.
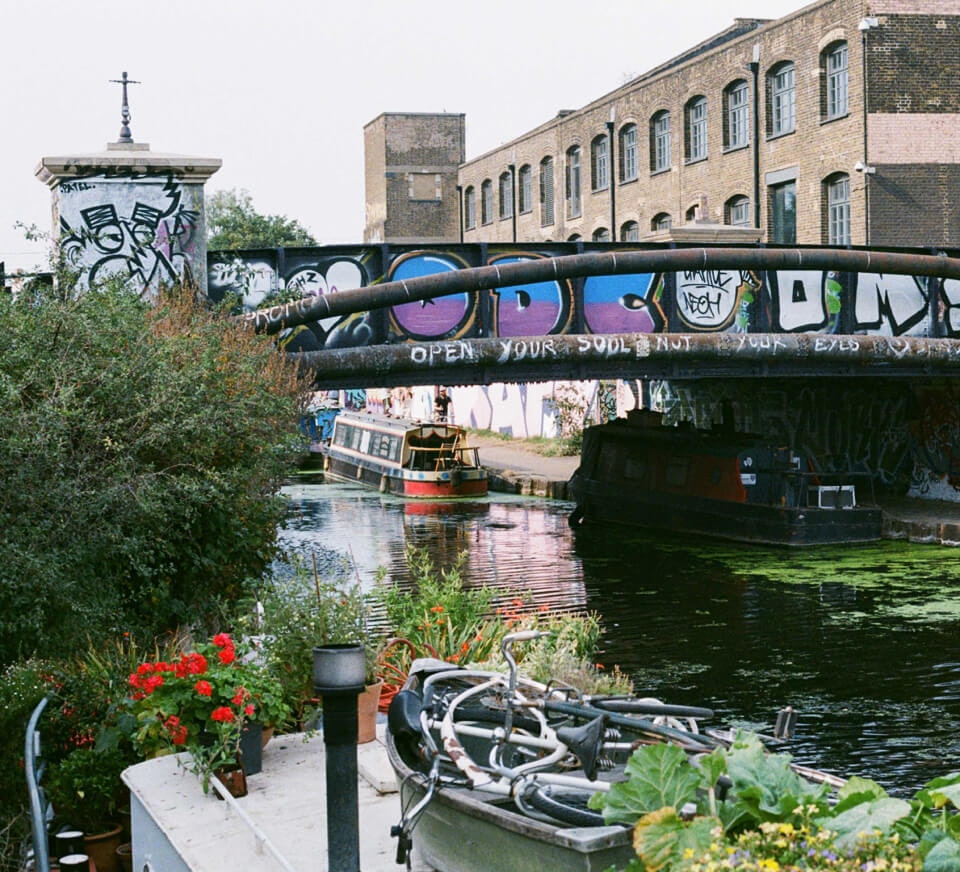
[{"x1": 209, "y1": 244, "x2": 960, "y2": 348}]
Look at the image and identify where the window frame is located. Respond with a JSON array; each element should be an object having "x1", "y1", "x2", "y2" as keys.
[
  {"x1": 619, "y1": 123, "x2": 638, "y2": 182},
  {"x1": 566, "y1": 145, "x2": 582, "y2": 219},
  {"x1": 725, "y1": 195, "x2": 751, "y2": 227},
  {"x1": 464, "y1": 186, "x2": 476, "y2": 231},
  {"x1": 591, "y1": 134, "x2": 609, "y2": 192},
  {"x1": 685, "y1": 96, "x2": 708, "y2": 163},
  {"x1": 724, "y1": 80, "x2": 750, "y2": 150},
  {"x1": 651, "y1": 213, "x2": 672, "y2": 232},
  {"x1": 620, "y1": 220, "x2": 640, "y2": 242},
  {"x1": 769, "y1": 62, "x2": 796, "y2": 137},
  {"x1": 651, "y1": 111, "x2": 671, "y2": 173},
  {"x1": 825, "y1": 42, "x2": 849, "y2": 120},
  {"x1": 498, "y1": 171, "x2": 513, "y2": 220},
  {"x1": 592, "y1": 227, "x2": 611, "y2": 242},
  {"x1": 539, "y1": 156, "x2": 555, "y2": 227},
  {"x1": 518, "y1": 165, "x2": 532, "y2": 214},
  {"x1": 480, "y1": 179, "x2": 493, "y2": 226},
  {"x1": 826, "y1": 174, "x2": 851, "y2": 245}
]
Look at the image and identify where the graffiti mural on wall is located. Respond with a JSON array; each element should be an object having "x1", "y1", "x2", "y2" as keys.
[
  {"x1": 207, "y1": 243, "x2": 960, "y2": 344},
  {"x1": 59, "y1": 173, "x2": 202, "y2": 294}
]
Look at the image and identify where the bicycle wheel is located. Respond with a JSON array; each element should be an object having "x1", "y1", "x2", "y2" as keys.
[{"x1": 519, "y1": 782, "x2": 608, "y2": 828}]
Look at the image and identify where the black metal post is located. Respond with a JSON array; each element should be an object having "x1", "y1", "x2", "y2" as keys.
[
  {"x1": 605, "y1": 116, "x2": 616, "y2": 239},
  {"x1": 508, "y1": 164, "x2": 517, "y2": 243},
  {"x1": 747, "y1": 57, "x2": 761, "y2": 230},
  {"x1": 314, "y1": 644, "x2": 366, "y2": 872}
]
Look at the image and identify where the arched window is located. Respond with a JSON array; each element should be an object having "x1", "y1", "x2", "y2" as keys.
[
  {"x1": 723, "y1": 80, "x2": 749, "y2": 150},
  {"x1": 651, "y1": 213, "x2": 672, "y2": 232},
  {"x1": 539, "y1": 156, "x2": 555, "y2": 227},
  {"x1": 620, "y1": 221, "x2": 639, "y2": 242},
  {"x1": 824, "y1": 173, "x2": 851, "y2": 245},
  {"x1": 685, "y1": 96, "x2": 707, "y2": 162},
  {"x1": 567, "y1": 233, "x2": 582, "y2": 242},
  {"x1": 725, "y1": 195, "x2": 751, "y2": 227},
  {"x1": 566, "y1": 145, "x2": 582, "y2": 218},
  {"x1": 592, "y1": 227, "x2": 611, "y2": 242},
  {"x1": 518, "y1": 165, "x2": 532, "y2": 214},
  {"x1": 650, "y1": 111, "x2": 671, "y2": 173},
  {"x1": 591, "y1": 134, "x2": 609, "y2": 191},
  {"x1": 768, "y1": 62, "x2": 796, "y2": 136},
  {"x1": 498, "y1": 171, "x2": 513, "y2": 220},
  {"x1": 481, "y1": 179, "x2": 493, "y2": 225},
  {"x1": 822, "y1": 42, "x2": 849, "y2": 120},
  {"x1": 619, "y1": 123, "x2": 638, "y2": 182},
  {"x1": 464, "y1": 186, "x2": 476, "y2": 230}
]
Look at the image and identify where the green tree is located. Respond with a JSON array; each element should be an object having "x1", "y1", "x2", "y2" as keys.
[
  {"x1": 0, "y1": 280, "x2": 311, "y2": 664},
  {"x1": 206, "y1": 188, "x2": 317, "y2": 250}
]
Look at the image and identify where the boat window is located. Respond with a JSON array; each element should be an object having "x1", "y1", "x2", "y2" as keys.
[
  {"x1": 623, "y1": 458, "x2": 646, "y2": 480},
  {"x1": 664, "y1": 456, "x2": 690, "y2": 488},
  {"x1": 359, "y1": 430, "x2": 371, "y2": 454}
]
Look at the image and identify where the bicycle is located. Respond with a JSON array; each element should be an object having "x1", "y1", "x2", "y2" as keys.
[{"x1": 386, "y1": 630, "x2": 722, "y2": 867}]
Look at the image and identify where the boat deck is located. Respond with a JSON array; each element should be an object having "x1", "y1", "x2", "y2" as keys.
[{"x1": 122, "y1": 725, "x2": 435, "y2": 871}]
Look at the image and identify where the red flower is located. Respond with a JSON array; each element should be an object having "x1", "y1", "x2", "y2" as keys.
[
  {"x1": 218, "y1": 646, "x2": 236, "y2": 665},
  {"x1": 194, "y1": 680, "x2": 213, "y2": 697},
  {"x1": 231, "y1": 687, "x2": 249, "y2": 705},
  {"x1": 244, "y1": 704, "x2": 255, "y2": 717},
  {"x1": 210, "y1": 706, "x2": 235, "y2": 723},
  {"x1": 176, "y1": 652, "x2": 208, "y2": 677},
  {"x1": 143, "y1": 675, "x2": 165, "y2": 694},
  {"x1": 212, "y1": 633, "x2": 233, "y2": 648},
  {"x1": 163, "y1": 715, "x2": 188, "y2": 746}
]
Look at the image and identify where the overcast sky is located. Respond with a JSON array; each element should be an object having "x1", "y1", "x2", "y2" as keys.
[{"x1": 1, "y1": 0, "x2": 803, "y2": 272}]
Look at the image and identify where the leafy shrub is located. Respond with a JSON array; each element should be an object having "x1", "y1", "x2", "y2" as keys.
[{"x1": 0, "y1": 280, "x2": 310, "y2": 663}]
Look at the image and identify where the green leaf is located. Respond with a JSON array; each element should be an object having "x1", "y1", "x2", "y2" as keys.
[
  {"x1": 922, "y1": 833, "x2": 960, "y2": 872},
  {"x1": 633, "y1": 807, "x2": 720, "y2": 872},
  {"x1": 595, "y1": 743, "x2": 703, "y2": 825},
  {"x1": 815, "y1": 796, "x2": 911, "y2": 849}
]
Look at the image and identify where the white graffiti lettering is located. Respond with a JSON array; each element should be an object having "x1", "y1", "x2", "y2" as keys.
[
  {"x1": 495, "y1": 338, "x2": 559, "y2": 363},
  {"x1": 813, "y1": 337, "x2": 860, "y2": 352},
  {"x1": 410, "y1": 341, "x2": 478, "y2": 365},
  {"x1": 575, "y1": 336, "x2": 630, "y2": 356},
  {"x1": 655, "y1": 335, "x2": 692, "y2": 351}
]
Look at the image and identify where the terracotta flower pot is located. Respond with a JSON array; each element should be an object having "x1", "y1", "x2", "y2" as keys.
[
  {"x1": 213, "y1": 764, "x2": 248, "y2": 799},
  {"x1": 358, "y1": 680, "x2": 383, "y2": 744},
  {"x1": 84, "y1": 823, "x2": 123, "y2": 872}
]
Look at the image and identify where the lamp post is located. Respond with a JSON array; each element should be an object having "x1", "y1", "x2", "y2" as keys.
[{"x1": 313, "y1": 643, "x2": 366, "y2": 872}]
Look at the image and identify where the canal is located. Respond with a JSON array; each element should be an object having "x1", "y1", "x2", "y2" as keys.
[{"x1": 280, "y1": 478, "x2": 960, "y2": 798}]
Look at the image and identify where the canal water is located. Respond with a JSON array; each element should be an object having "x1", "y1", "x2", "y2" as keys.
[{"x1": 281, "y1": 478, "x2": 960, "y2": 798}]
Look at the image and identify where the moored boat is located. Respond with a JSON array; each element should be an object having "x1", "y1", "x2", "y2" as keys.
[
  {"x1": 319, "y1": 410, "x2": 487, "y2": 499},
  {"x1": 568, "y1": 409, "x2": 882, "y2": 546}
]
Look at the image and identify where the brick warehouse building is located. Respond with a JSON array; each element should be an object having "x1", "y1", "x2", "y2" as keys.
[{"x1": 367, "y1": 0, "x2": 960, "y2": 248}]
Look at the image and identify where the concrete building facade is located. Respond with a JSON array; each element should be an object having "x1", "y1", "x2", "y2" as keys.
[{"x1": 370, "y1": 0, "x2": 960, "y2": 249}]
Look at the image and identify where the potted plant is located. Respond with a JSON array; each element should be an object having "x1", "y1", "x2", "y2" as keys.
[
  {"x1": 125, "y1": 632, "x2": 288, "y2": 794},
  {"x1": 46, "y1": 745, "x2": 128, "y2": 870},
  {"x1": 251, "y1": 555, "x2": 385, "y2": 740}
]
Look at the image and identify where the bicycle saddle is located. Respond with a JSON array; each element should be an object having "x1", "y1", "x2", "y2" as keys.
[{"x1": 556, "y1": 714, "x2": 608, "y2": 781}]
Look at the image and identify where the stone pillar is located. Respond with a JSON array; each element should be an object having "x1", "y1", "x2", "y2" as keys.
[{"x1": 35, "y1": 141, "x2": 221, "y2": 296}]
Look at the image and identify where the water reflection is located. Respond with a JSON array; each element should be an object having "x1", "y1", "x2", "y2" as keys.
[{"x1": 279, "y1": 480, "x2": 960, "y2": 797}]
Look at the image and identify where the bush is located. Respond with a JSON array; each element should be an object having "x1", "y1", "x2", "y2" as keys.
[{"x1": 0, "y1": 280, "x2": 310, "y2": 663}]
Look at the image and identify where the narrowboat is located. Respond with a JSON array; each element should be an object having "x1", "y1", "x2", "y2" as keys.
[
  {"x1": 319, "y1": 410, "x2": 487, "y2": 498},
  {"x1": 568, "y1": 409, "x2": 882, "y2": 546}
]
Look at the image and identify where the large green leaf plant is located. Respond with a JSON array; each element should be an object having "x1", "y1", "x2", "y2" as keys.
[{"x1": 591, "y1": 731, "x2": 960, "y2": 870}]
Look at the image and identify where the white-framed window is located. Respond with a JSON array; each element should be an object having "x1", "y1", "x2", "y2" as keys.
[
  {"x1": 619, "y1": 124, "x2": 638, "y2": 182},
  {"x1": 652, "y1": 213, "x2": 672, "y2": 231},
  {"x1": 827, "y1": 174, "x2": 851, "y2": 245},
  {"x1": 498, "y1": 171, "x2": 513, "y2": 220},
  {"x1": 826, "y1": 43, "x2": 849, "y2": 119},
  {"x1": 620, "y1": 220, "x2": 639, "y2": 242},
  {"x1": 651, "y1": 111, "x2": 671, "y2": 173},
  {"x1": 685, "y1": 97, "x2": 707, "y2": 162},
  {"x1": 725, "y1": 195, "x2": 751, "y2": 227},
  {"x1": 592, "y1": 227, "x2": 611, "y2": 242},
  {"x1": 464, "y1": 186, "x2": 476, "y2": 230},
  {"x1": 770, "y1": 63, "x2": 796, "y2": 136},
  {"x1": 591, "y1": 134, "x2": 609, "y2": 191},
  {"x1": 725, "y1": 80, "x2": 749, "y2": 149},
  {"x1": 566, "y1": 145, "x2": 582, "y2": 218},
  {"x1": 518, "y1": 165, "x2": 532, "y2": 214},
  {"x1": 539, "y1": 156, "x2": 554, "y2": 227},
  {"x1": 481, "y1": 179, "x2": 493, "y2": 225}
]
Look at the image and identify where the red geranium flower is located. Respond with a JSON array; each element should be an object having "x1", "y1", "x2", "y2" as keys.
[
  {"x1": 210, "y1": 706, "x2": 235, "y2": 723},
  {"x1": 194, "y1": 680, "x2": 213, "y2": 697}
]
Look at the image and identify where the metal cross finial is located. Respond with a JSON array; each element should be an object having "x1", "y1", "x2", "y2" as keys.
[{"x1": 109, "y1": 71, "x2": 141, "y2": 143}]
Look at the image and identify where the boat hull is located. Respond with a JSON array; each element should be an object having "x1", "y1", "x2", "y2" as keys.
[
  {"x1": 386, "y1": 731, "x2": 634, "y2": 872},
  {"x1": 324, "y1": 453, "x2": 487, "y2": 498},
  {"x1": 569, "y1": 412, "x2": 882, "y2": 546}
]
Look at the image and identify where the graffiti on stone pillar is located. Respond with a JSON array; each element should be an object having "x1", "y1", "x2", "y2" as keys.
[{"x1": 59, "y1": 174, "x2": 201, "y2": 295}]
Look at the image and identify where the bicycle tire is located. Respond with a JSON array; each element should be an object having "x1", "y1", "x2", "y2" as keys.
[{"x1": 521, "y1": 783, "x2": 608, "y2": 828}]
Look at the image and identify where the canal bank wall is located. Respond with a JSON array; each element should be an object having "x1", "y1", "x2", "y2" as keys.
[{"x1": 471, "y1": 434, "x2": 960, "y2": 546}]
